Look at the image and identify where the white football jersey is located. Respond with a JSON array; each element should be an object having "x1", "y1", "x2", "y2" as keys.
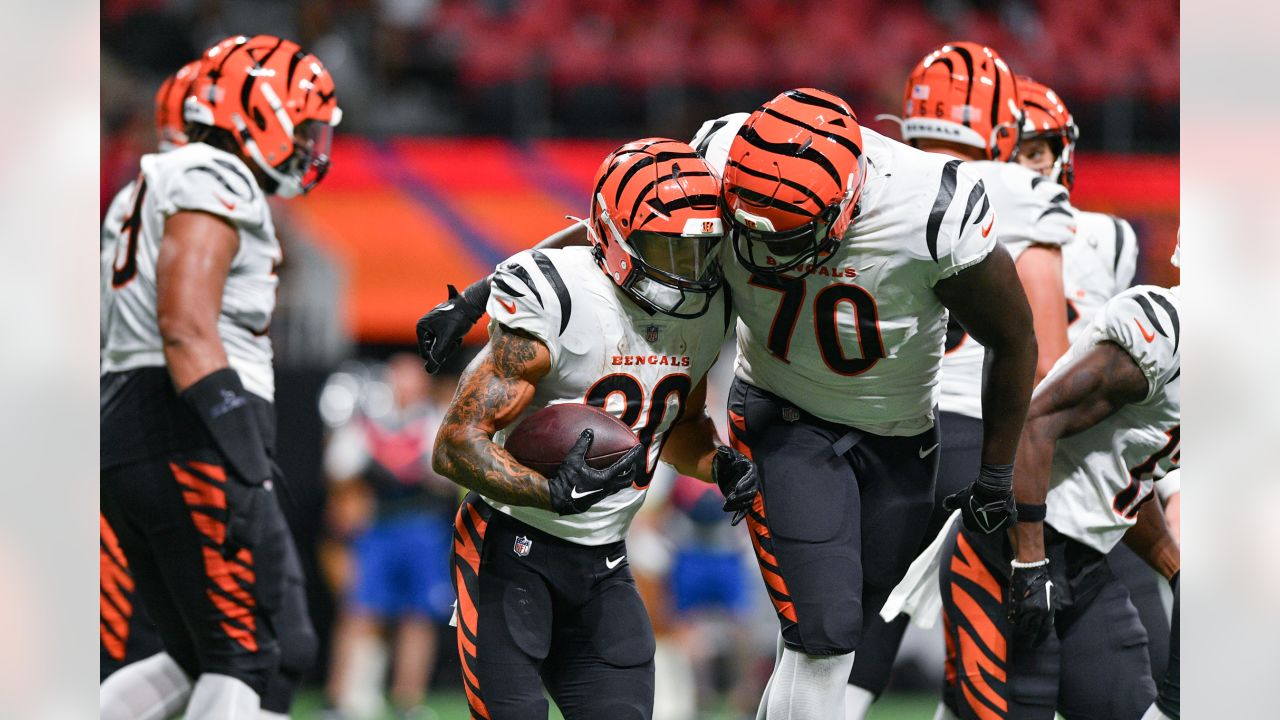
[
  {"x1": 102, "y1": 181, "x2": 135, "y2": 350},
  {"x1": 100, "y1": 143, "x2": 281, "y2": 400},
  {"x1": 938, "y1": 162, "x2": 1077, "y2": 419},
  {"x1": 693, "y1": 117, "x2": 996, "y2": 435},
  {"x1": 1064, "y1": 211, "x2": 1138, "y2": 344},
  {"x1": 1044, "y1": 285, "x2": 1181, "y2": 553},
  {"x1": 482, "y1": 247, "x2": 731, "y2": 545}
]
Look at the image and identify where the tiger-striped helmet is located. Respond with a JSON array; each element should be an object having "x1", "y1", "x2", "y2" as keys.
[
  {"x1": 185, "y1": 35, "x2": 342, "y2": 197},
  {"x1": 899, "y1": 42, "x2": 1022, "y2": 161},
  {"x1": 154, "y1": 59, "x2": 202, "y2": 151},
  {"x1": 722, "y1": 88, "x2": 866, "y2": 276},
  {"x1": 588, "y1": 138, "x2": 725, "y2": 318},
  {"x1": 1017, "y1": 76, "x2": 1079, "y2": 191}
]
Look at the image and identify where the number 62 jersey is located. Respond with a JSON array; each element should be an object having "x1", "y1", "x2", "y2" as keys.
[
  {"x1": 1044, "y1": 284, "x2": 1181, "y2": 554},
  {"x1": 483, "y1": 246, "x2": 732, "y2": 545}
]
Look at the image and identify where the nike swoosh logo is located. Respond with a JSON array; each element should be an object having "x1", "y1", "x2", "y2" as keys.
[
  {"x1": 605, "y1": 555, "x2": 625, "y2": 569},
  {"x1": 918, "y1": 443, "x2": 939, "y2": 459},
  {"x1": 856, "y1": 261, "x2": 879, "y2": 273},
  {"x1": 497, "y1": 297, "x2": 517, "y2": 314},
  {"x1": 1133, "y1": 317, "x2": 1155, "y2": 343},
  {"x1": 570, "y1": 486, "x2": 602, "y2": 499},
  {"x1": 217, "y1": 195, "x2": 236, "y2": 211},
  {"x1": 981, "y1": 212, "x2": 996, "y2": 238}
]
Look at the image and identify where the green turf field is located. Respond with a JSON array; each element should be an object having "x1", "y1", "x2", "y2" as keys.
[{"x1": 289, "y1": 690, "x2": 941, "y2": 719}]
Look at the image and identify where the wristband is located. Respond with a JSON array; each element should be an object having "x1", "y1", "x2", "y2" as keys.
[
  {"x1": 976, "y1": 462, "x2": 1014, "y2": 496},
  {"x1": 458, "y1": 276, "x2": 492, "y2": 320},
  {"x1": 1015, "y1": 503, "x2": 1047, "y2": 522},
  {"x1": 181, "y1": 368, "x2": 272, "y2": 485},
  {"x1": 1011, "y1": 558, "x2": 1050, "y2": 570}
]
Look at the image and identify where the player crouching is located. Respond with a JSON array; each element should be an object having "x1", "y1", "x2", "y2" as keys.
[{"x1": 432, "y1": 139, "x2": 757, "y2": 720}]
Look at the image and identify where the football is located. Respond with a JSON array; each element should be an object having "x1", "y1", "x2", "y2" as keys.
[{"x1": 504, "y1": 403, "x2": 639, "y2": 476}]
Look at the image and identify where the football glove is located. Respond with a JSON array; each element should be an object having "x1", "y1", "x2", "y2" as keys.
[
  {"x1": 943, "y1": 463, "x2": 1017, "y2": 534},
  {"x1": 712, "y1": 446, "x2": 758, "y2": 525},
  {"x1": 1008, "y1": 558, "x2": 1058, "y2": 648},
  {"x1": 547, "y1": 430, "x2": 645, "y2": 515},
  {"x1": 416, "y1": 278, "x2": 490, "y2": 374}
]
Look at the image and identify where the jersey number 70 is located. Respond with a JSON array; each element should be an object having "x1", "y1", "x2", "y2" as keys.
[{"x1": 748, "y1": 273, "x2": 886, "y2": 375}]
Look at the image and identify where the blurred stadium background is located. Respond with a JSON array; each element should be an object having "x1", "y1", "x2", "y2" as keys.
[{"x1": 101, "y1": 1, "x2": 1178, "y2": 718}]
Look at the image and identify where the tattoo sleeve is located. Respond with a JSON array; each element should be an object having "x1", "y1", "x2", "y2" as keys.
[{"x1": 432, "y1": 325, "x2": 555, "y2": 511}]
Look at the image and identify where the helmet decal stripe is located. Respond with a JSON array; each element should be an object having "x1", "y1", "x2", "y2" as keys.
[
  {"x1": 724, "y1": 159, "x2": 826, "y2": 210},
  {"x1": 782, "y1": 89, "x2": 855, "y2": 119},
  {"x1": 947, "y1": 44, "x2": 977, "y2": 122},
  {"x1": 925, "y1": 159, "x2": 963, "y2": 263},
  {"x1": 731, "y1": 186, "x2": 812, "y2": 219},
  {"x1": 760, "y1": 108, "x2": 862, "y2": 159},
  {"x1": 735, "y1": 125, "x2": 842, "y2": 189}
]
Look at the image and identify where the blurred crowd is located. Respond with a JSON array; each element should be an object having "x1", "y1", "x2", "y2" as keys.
[{"x1": 103, "y1": 0, "x2": 1176, "y2": 143}]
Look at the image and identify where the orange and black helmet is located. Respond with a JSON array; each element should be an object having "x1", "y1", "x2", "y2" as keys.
[
  {"x1": 154, "y1": 59, "x2": 201, "y2": 151},
  {"x1": 186, "y1": 35, "x2": 342, "y2": 196},
  {"x1": 722, "y1": 88, "x2": 866, "y2": 276},
  {"x1": 899, "y1": 42, "x2": 1022, "y2": 161},
  {"x1": 588, "y1": 138, "x2": 725, "y2": 318},
  {"x1": 1018, "y1": 76, "x2": 1079, "y2": 191}
]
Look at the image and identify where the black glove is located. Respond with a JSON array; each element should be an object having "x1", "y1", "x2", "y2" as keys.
[
  {"x1": 181, "y1": 368, "x2": 274, "y2": 550},
  {"x1": 416, "y1": 278, "x2": 490, "y2": 374},
  {"x1": 712, "y1": 446, "x2": 758, "y2": 526},
  {"x1": 1008, "y1": 558, "x2": 1058, "y2": 648},
  {"x1": 547, "y1": 430, "x2": 645, "y2": 515},
  {"x1": 943, "y1": 463, "x2": 1017, "y2": 534}
]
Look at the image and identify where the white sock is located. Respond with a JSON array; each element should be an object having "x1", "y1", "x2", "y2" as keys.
[
  {"x1": 756, "y1": 632, "x2": 786, "y2": 720},
  {"x1": 764, "y1": 648, "x2": 855, "y2": 720},
  {"x1": 186, "y1": 673, "x2": 261, "y2": 720},
  {"x1": 844, "y1": 684, "x2": 875, "y2": 720},
  {"x1": 258, "y1": 712, "x2": 290, "y2": 720},
  {"x1": 1141, "y1": 703, "x2": 1172, "y2": 720},
  {"x1": 931, "y1": 701, "x2": 961, "y2": 720},
  {"x1": 100, "y1": 652, "x2": 192, "y2": 720}
]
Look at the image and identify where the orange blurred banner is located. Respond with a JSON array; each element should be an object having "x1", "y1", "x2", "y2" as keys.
[{"x1": 290, "y1": 138, "x2": 1178, "y2": 344}]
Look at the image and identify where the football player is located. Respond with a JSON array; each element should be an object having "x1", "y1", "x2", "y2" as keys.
[
  {"x1": 431, "y1": 139, "x2": 758, "y2": 720},
  {"x1": 842, "y1": 43, "x2": 1077, "y2": 716},
  {"x1": 1014, "y1": 75, "x2": 1179, "y2": 693},
  {"x1": 420, "y1": 88, "x2": 1039, "y2": 717},
  {"x1": 99, "y1": 35, "x2": 340, "y2": 720},
  {"x1": 935, "y1": 248, "x2": 1181, "y2": 718},
  {"x1": 101, "y1": 63, "x2": 318, "y2": 720}
]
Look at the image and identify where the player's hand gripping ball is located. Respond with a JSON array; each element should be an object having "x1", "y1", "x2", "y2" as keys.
[{"x1": 505, "y1": 403, "x2": 644, "y2": 515}]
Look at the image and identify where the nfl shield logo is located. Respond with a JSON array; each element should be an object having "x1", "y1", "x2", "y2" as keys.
[
  {"x1": 645, "y1": 325, "x2": 660, "y2": 342},
  {"x1": 513, "y1": 535, "x2": 532, "y2": 557},
  {"x1": 781, "y1": 407, "x2": 800, "y2": 423}
]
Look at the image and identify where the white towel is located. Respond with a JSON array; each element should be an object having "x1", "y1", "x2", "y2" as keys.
[{"x1": 878, "y1": 510, "x2": 961, "y2": 629}]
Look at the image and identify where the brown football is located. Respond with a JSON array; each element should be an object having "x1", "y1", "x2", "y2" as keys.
[{"x1": 503, "y1": 403, "x2": 640, "y2": 477}]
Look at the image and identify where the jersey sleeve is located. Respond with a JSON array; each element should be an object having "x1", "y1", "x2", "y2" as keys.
[
  {"x1": 1155, "y1": 468, "x2": 1180, "y2": 502},
  {"x1": 148, "y1": 150, "x2": 266, "y2": 228},
  {"x1": 1092, "y1": 286, "x2": 1181, "y2": 402},
  {"x1": 486, "y1": 250, "x2": 566, "y2": 365},
  {"x1": 932, "y1": 162, "x2": 998, "y2": 281},
  {"x1": 690, "y1": 113, "x2": 750, "y2": 177},
  {"x1": 1113, "y1": 217, "x2": 1139, "y2": 291},
  {"x1": 994, "y1": 167, "x2": 1076, "y2": 261}
]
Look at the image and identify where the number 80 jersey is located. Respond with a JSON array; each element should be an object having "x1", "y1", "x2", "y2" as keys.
[
  {"x1": 483, "y1": 247, "x2": 732, "y2": 545},
  {"x1": 100, "y1": 143, "x2": 281, "y2": 400},
  {"x1": 694, "y1": 117, "x2": 997, "y2": 436}
]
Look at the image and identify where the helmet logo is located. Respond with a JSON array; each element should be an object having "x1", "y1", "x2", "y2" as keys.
[{"x1": 703, "y1": 221, "x2": 715, "y2": 234}]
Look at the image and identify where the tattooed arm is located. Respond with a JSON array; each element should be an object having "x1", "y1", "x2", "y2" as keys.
[
  {"x1": 432, "y1": 325, "x2": 555, "y2": 510},
  {"x1": 1011, "y1": 341, "x2": 1149, "y2": 562}
]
